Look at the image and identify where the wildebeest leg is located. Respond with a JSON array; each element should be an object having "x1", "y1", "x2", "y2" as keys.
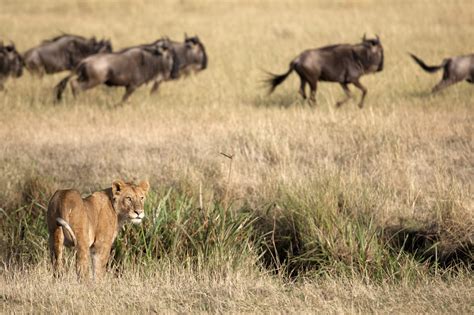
[
  {"x1": 120, "y1": 85, "x2": 136, "y2": 104},
  {"x1": 298, "y1": 77, "x2": 307, "y2": 99},
  {"x1": 336, "y1": 83, "x2": 352, "y2": 107},
  {"x1": 432, "y1": 78, "x2": 460, "y2": 93},
  {"x1": 294, "y1": 65, "x2": 308, "y2": 100},
  {"x1": 150, "y1": 80, "x2": 160, "y2": 94},
  {"x1": 308, "y1": 81, "x2": 317, "y2": 106},
  {"x1": 70, "y1": 78, "x2": 79, "y2": 98},
  {"x1": 353, "y1": 80, "x2": 367, "y2": 108},
  {"x1": 71, "y1": 78, "x2": 100, "y2": 98}
]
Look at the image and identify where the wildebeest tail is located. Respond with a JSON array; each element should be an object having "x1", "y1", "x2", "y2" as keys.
[
  {"x1": 54, "y1": 75, "x2": 72, "y2": 101},
  {"x1": 265, "y1": 62, "x2": 295, "y2": 94},
  {"x1": 56, "y1": 217, "x2": 77, "y2": 247},
  {"x1": 409, "y1": 53, "x2": 447, "y2": 73}
]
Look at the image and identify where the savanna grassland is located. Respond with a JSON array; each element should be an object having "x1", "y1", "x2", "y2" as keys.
[{"x1": 1, "y1": 0, "x2": 473, "y2": 313}]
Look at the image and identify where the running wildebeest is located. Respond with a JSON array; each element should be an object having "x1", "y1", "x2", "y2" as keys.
[
  {"x1": 266, "y1": 35, "x2": 384, "y2": 108},
  {"x1": 149, "y1": 34, "x2": 207, "y2": 93},
  {"x1": 23, "y1": 34, "x2": 112, "y2": 76},
  {"x1": 0, "y1": 41, "x2": 23, "y2": 91},
  {"x1": 409, "y1": 53, "x2": 474, "y2": 93},
  {"x1": 54, "y1": 39, "x2": 179, "y2": 104}
]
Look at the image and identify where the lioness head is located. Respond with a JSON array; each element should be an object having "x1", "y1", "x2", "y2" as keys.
[{"x1": 112, "y1": 180, "x2": 150, "y2": 224}]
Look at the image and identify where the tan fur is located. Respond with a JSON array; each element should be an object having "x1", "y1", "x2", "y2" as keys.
[{"x1": 46, "y1": 179, "x2": 150, "y2": 280}]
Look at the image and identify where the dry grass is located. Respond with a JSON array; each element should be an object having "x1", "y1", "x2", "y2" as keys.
[
  {"x1": 0, "y1": 0, "x2": 473, "y2": 313},
  {"x1": 1, "y1": 264, "x2": 473, "y2": 313}
]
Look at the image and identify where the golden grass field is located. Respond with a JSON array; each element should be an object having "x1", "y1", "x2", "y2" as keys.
[{"x1": 1, "y1": 0, "x2": 473, "y2": 313}]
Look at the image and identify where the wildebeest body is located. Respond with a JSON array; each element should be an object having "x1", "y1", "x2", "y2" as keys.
[
  {"x1": 410, "y1": 53, "x2": 474, "y2": 92},
  {"x1": 266, "y1": 35, "x2": 384, "y2": 107},
  {"x1": 23, "y1": 34, "x2": 112, "y2": 76},
  {"x1": 54, "y1": 41, "x2": 178, "y2": 103}
]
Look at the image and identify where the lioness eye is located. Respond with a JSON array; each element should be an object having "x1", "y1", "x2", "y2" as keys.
[{"x1": 126, "y1": 196, "x2": 132, "y2": 203}]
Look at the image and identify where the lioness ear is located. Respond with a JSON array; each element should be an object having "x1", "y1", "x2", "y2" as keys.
[
  {"x1": 112, "y1": 180, "x2": 125, "y2": 196},
  {"x1": 139, "y1": 180, "x2": 150, "y2": 194}
]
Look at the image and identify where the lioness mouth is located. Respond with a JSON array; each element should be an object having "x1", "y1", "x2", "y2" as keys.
[{"x1": 131, "y1": 218, "x2": 143, "y2": 224}]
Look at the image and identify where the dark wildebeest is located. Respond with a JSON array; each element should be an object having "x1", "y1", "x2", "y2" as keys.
[
  {"x1": 23, "y1": 34, "x2": 112, "y2": 76},
  {"x1": 409, "y1": 53, "x2": 474, "y2": 93},
  {"x1": 54, "y1": 39, "x2": 179, "y2": 104},
  {"x1": 0, "y1": 41, "x2": 23, "y2": 91},
  {"x1": 149, "y1": 34, "x2": 207, "y2": 93},
  {"x1": 266, "y1": 35, "x2": 384, "y2": 108}
]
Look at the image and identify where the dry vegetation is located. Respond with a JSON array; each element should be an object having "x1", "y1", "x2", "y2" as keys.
[{"x1": 1, "y1": 0, "x2": 473, "y2": 313}]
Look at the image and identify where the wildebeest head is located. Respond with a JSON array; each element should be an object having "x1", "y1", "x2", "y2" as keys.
[
  {"x1": 91, "y1": 37, "x2": 113, "y2": 54},
  {"x1": 0, "y1": 41, "x2": 23, "y2": 77},
  {"x1": 360, "y1": 34, "x2": 384, "y2": 72},
  {"x1": 145, "y1": 38, "x2": 180, "y2": 79},
  {"x1": 184, "y1": 33, "x2": 207, "y2": 70}
]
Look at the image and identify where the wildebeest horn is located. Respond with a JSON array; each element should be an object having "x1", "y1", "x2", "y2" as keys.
[
  {"x1": 362, "y1": 33, "x2": 367, "y2": 41},
  {"x1": 184, "y1": 32, "x2": 189, "y2": 40},
  {"x1": 375, "y1": 34, "x2": 380, "y2": 42}
]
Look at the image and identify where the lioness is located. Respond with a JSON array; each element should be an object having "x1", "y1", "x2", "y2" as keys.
[{"x1": 46, "y1": 179, "x2": 149, "y2": 280}]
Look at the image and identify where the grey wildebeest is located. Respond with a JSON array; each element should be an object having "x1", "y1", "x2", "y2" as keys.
[
  {"x1": 54, "y1": 39, "x2": 179, "y2": 104},
  {"x1": 409, "y1": 53, "x2": 474, "y2": 93},
  {"x1": 0, "y1": 41, "x2": 23, "y2": 91},
  {"x1": 266, "y1": 35, "x2": 384, "y2": 107},
  {"x1": 23, "y1": 34, "x2": 112, "y2": 76},
  {"x1": 149, "y1": 34, "x2": 207, "y2": 93}
]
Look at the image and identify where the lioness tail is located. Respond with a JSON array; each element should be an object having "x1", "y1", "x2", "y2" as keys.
[{"x1": 56, "y1": 217, "x2": 77, "y2": 247}]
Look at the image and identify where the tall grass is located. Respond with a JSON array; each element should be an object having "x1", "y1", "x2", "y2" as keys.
[{"x1": 2, "y1": 174, "x2": 471, "y2": 281}]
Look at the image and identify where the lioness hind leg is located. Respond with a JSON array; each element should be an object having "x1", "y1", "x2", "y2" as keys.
[
  {"x1": 75, "y1": 244, "x2": 90, "y2": 280},
  {"x1": 49, "y1": 227, "x2": 64, "y2": 277}
]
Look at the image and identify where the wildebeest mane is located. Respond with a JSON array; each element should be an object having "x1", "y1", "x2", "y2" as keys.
[{"x1": 41, "y1": 33, "x2": 87, "y2": 44}]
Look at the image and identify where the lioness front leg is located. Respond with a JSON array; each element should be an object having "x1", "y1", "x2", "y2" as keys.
[{"x1": 92, "y1": 243, "x2": 112, "y2": 280}]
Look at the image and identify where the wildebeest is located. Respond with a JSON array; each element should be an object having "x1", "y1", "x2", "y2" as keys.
[
  {"x1": 149, "y1": 34, "x2": 207, "y2": 93},
  {"x1": 266, "y1": 35, "x2": 384, "y2": 107},
  {"x1": 0, "y1": 41, "x2": 23, "y2": 91},
  {"x1": 409, "y1": 53, "x2": 474, "y2": 93},
  {"x1": 54, "y1": 39, "x2": 179, "y2": 104},
  {"x1": 23, "y1": 34, "x2": 112, "y2": 76}
]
